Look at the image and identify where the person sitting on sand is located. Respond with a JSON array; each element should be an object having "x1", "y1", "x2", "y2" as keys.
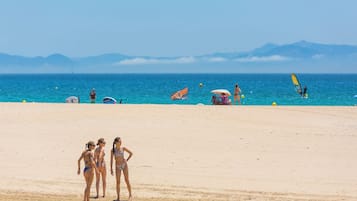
[
  {"x1": 111, "y1": 137, "x2": 133, "y2": 201},
  {"x1": 94, "y1": 138, "x2": 107, "y2": 198},
  {"x1": 211, "y1": 95, "x2": 217, "y2": 105},
  {"x1": 77, "y1": 141, "x2": 99, "y2": 201},
  {"x1": 221, "y1": 93, "x2": 228, "y2": 105}
]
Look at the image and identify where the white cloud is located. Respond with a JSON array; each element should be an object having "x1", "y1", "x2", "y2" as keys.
[
  {"x1": 115, "y1": 55, "x2": 290, "y2": 65},
  {"x1": 115, "y1": 57, "x2": 196, "y2": 65},
  {"x1": 312, "y1": 54, "x2": 324, "y2": 59},
  {"x1": 235, "y1": 55, "x2": 290, "y2": 62},
  {"x1": 206, "y1": 57, "x2": 227, "y2": 62}
]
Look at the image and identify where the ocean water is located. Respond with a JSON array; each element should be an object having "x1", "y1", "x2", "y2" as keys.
[{"x1": 0, "y1": 74, "x2": 356, "y2": 106}]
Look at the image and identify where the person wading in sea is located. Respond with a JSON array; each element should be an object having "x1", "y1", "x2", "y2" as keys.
[
  {"x1": 234, "y1": 84, "x2": 242, "y2": 105},
  {"x1": 89, "y1": 88, "x2": 96, "y2": 103}
]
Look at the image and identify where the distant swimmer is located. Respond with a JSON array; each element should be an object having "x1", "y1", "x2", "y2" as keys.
[
  {"x1": 90, "y1": 88, "x2": 96, "y2": 103},
  {"x1": 234, "y1": 84, "x2": 242, "y2": 105}
]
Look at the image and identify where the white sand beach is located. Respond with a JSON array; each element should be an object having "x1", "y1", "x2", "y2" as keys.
[{"x1": 1, "y1": 103, "x2": 357, "y2": 200}]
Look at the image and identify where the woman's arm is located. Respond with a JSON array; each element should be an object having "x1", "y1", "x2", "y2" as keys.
[
  {"x1": 123, "y1": 147, "x2": 133, "y2": 161},
  {"x1": 110, "y1": 149, "x2": 114, "y2": 175},
  {"x1": 77, "y1": 152, "x2": 84, "y2": 175},
  {"x1": 90, "y1": 152, "x2": 99, "y2": 174},
  {"x1": 93, "y1": 149, "x2": 99, "y2": 164}
]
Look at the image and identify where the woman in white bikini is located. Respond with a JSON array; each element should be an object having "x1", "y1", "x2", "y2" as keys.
[
  {"x1": 77, "y1": 141, "x2": 99, "y2": 201},
  {"x1": 94, "y1": 138, "x2": 107, "y2": 198},
  {"x1": 110, "y1": 137, "x2": 133, "y2": 201}
]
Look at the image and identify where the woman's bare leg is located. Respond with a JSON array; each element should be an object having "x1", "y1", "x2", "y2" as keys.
[
  {"x1": 88, "y1": 171, "x2": 94, "y2": 201},
  {"x1": 115, "y1": 167, "x2": 122, "y2": 201},
  {"x1": 101, "y1": 167, "x2": 107, "y2": 197},
  {"x1": 83, "y1": 174, "x2": 88, "y2": 201},
  {"x1": 84, "y1": 171, "x2": 94, "y2": 201},
  {"x1": 95, "y1": 168, "x2": 100, "y2": 198},
  {"x1": 123, "y1": 165, "x2": 132, "y2": 200}
]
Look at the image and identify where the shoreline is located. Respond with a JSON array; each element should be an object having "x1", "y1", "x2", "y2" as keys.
[{"x1": 2, "y1": 102, "x2": 357, "y2": 106}]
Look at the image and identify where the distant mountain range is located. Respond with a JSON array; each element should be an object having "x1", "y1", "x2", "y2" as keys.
[{"x1": 1, "y1": 41, "x2": 357, "y2": 73}]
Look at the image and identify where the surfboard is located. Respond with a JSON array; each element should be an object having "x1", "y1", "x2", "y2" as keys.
[
  {"x1": 103, "y1": 97, "x2": 117, "y2": 104},
  {"x1": 171, "y1": 87, "x2": 188, "y2": 100}
]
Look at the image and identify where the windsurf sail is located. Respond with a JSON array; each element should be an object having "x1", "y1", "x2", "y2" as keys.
[
  {"x1": 291, "y1": 73, "x2": 302, "y2": 95},
  {"x1": 171, "y1": 87, "x2": 188, "y2": 100}
]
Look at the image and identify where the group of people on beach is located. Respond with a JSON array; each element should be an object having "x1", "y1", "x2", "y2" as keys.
[
  {"x1": 77, "y1": 137, "x2": 133, "y2": 201},
  {"x1": 211, "y1": 83, "x2": 242, "y2": 105}
]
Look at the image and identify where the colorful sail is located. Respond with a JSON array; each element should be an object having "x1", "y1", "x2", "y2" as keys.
[
  {"x1": 171, "y1": 87, "x2": 188, "y2": 100},
  {"x1": 291, "y1": 73, "x2": 302, "y2": 95}
]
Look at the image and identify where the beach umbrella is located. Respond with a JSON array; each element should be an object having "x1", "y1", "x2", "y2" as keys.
[
  {"x1": 211, "y1": 89, "x2": 231, "y2": 96},
  {"x1": 103, "y1": 97, "x2": 117, "y2": 104},
  {"x1": 65, "y1": 96, "x2": 79, "y2": 103}
]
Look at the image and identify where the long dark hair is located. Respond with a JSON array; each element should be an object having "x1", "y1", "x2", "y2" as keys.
[{"x1": 112, "y1": 137, "x2": 121, "y2": 153}]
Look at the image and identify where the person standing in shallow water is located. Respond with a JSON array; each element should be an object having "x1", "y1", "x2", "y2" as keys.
[
  {"x1": 111, "y1": 137, "x2": 133, "y2": 201},
  {"x1": 303, "y1": 86, "x2": 308, "y2": 97},
  {"x1": 77, "y1": 141, "x2": 99, "y2": 201},
  {"x1": 234, "y1": 84, "x2": 242, "y2": 105},
  {"x1": 89, "y1": 88, "x2": 96, "y2": 103},
  {"x1": 94, "y1": 138, "x2": 107, "y2": 198}
]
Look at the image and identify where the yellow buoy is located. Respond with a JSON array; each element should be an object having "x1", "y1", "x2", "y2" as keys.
[
  {"x1": 241, "y1": 94, "x2": 245, "y2": 99},
  {"x1": 272, "y1": 101, "x2": 277, "y2": 106}
]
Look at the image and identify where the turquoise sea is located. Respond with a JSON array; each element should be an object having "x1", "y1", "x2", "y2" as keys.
[{"x1": 0, "y1": 74, "x2": 356, "y2": 105}]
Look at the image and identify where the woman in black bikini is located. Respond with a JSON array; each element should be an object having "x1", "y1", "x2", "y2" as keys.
[
  {"x1": 77, "y1": 141, "x2": 99, "y2": 201},
  {"x1": 94, "y1": 138, "x2": 107, "y2": 198},
  {"x1": 110, "y1": 137, "x2": 133, "y2": 201}
]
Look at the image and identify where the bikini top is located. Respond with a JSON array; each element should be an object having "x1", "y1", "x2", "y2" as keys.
[{"x1": 114, "y1": 148, "x2": 124, "y2": 158}]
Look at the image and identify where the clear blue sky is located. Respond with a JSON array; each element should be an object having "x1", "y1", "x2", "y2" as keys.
[{"x1": 1, "y1": 0, "x2": 357, "y2": 57}]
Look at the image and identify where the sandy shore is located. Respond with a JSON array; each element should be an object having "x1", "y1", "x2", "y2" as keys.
[{"x1": 1, "y1": 103, "x2": 357, "y2": 200}]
